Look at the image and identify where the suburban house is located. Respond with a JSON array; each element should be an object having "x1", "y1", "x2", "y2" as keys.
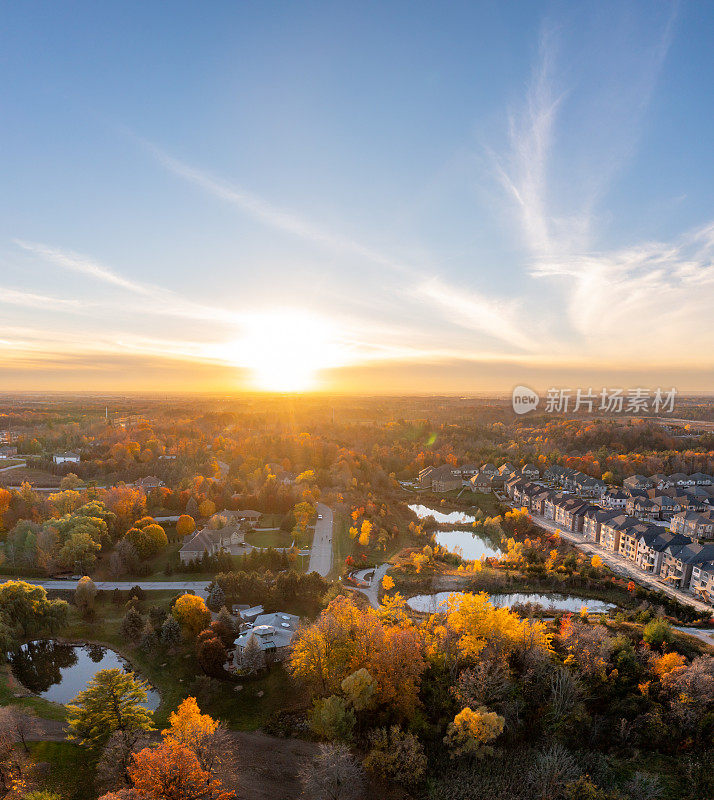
[
  {"x1": 498, "y1": 462, "x2": 516, "y2": 479},
  {"x1": 599, "y1": 514, "x2": 640, "y2": 553},
  {"x1": 530, "y1": 488, "x2": 556, "y2": 517},
  {"x1": 583, "y1": 507, "x2": 620, "y2": 544},
  {"x1": 428, "y1": 465, "x2": 463, "y2": 493},
  {"x1": 179, "y1": 521, "x2": 248, "y2": 564},
  {"x1": 601, "y1": 489, "x2": 628, "y2": 510},
  {"x1": 235, "y1": 510, "x2": 262, "y2": 527},
  {"x1": 233, "y1": 612, "x2": 300, "y2": 664},
  {"x1": 480, "y1": 463, "x2": 498, "y2": 477},
  {"x1": 553, "y1": 498, "x2": 590, "y2": 532},
  {"x1": 0, "y1": 445, "x2": 18, "y2": 458},
  {"x1": 689, "y1": 560, "x2": 714, "y2": 600},
  {"x1": 460, "y1": 463, "x2": 480, "y2": 478},
  {"x1": 520, "y1": 464, "x2": 540, "y2": 480},
  {"x1": 670, "y1": 510, "x2": 714, "y2": 540},
  {"x1": 623, "y1": 474, "x2": 654, "y2": 492},
  {"x1": 634, "y1": 530, "x2": 687, "y2": 573},
  {"x1": 53, "y1": 451, "x2": 80, "y2": 464},
  {"x1": 659, "y1": 542, "x2": 714, "y2": 589},
  {"x1": 469, "y1": 473, "x2": 493, "y2": 493},
  {"x1": 691, "y1": 472, "x2": 713, "y2": 486},
  {"x1": 625, "y1": 496, "x2": 659, "y2": 521},
  {"x1": 133, "y1": 476, "x2": 164, "y2": 490}
]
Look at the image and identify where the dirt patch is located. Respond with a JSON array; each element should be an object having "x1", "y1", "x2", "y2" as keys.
[{"x1": 222, "y1": 731, "x2": 317, "y2": 800}]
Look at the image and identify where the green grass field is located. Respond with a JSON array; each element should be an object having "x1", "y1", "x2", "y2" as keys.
[{"x1": 245, "y1": 529, "x2": 295, "y2": 548}]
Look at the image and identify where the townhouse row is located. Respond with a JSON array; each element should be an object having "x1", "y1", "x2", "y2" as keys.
[
  {"x1": 505, "y1": 477, "x2": 714, "y2": 604},
  {"x1": 418, "y1": 461, "x2": 540, "y2": 493}
]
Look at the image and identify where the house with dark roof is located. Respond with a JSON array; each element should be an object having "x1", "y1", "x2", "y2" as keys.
[
  {"x1": 623, "y1": 474, "x2": 654, "y2": 492},
  {"x1": 520, "y1": 463, "x2": 540, "y2": 480},
  {"x1": 689, "y1": 560, "x2": 714, "y2": 599},
  {"x1": 469, "y1": 473, "x2": 493, "y2": 493},
  {"x1": 498, "y1": 462, "x2": 516, "y2": 479},
  {"x1": 179, "y1": 521, "x2": 248, "y2": 564},
  {"x1": 671, "y1": 510, "x2": 714, "y2": 540},
  {"x1": 635, "y1": 530, "x2": 688, "y2": 574},
  {"x1": 660, "y1": 541, "x2": 714, "y2": 589},
  {"x1": 602, "y1": 489, "x2": 628, "y2": 510},
  {"x1": 554, "y1": 498, "x2": 591, "y2": 532},
  {"x1": 599, "y1": 514, "x2": 640, "y2": 553},
  {"x1": 583, "y1": 507, "x2": 620, "y2": 544}
]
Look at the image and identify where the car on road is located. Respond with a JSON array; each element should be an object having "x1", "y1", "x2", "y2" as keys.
[{"x1": 317, "y1": 514, "x2": 323, "y2": 519}]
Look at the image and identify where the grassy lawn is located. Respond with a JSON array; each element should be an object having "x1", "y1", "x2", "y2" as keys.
[
  {"x1": 17, "y1": 590, "x2": 307, "y2": 732},
  {"x1": 0, "y1": 665, "x2": 67, "y2": 721},
  {"x1": 28, "y1": 741, "x2": 96, "y2": 800},
  {"x1": 245, "y1": 529, "x2": 294, "y2": 548},
  {"x1": 329, "y1": 513, "x2": 353, "y2": 579}
]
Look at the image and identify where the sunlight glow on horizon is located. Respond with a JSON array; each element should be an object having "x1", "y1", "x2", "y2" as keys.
[{"x1": 223, "y1": 310, "x2": 347, "y2": 392}]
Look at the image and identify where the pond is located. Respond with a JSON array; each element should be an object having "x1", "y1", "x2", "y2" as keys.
[
  {"x1": 408, "y1": 504, "x2": 476, "y2": 525},
  {"x1": 9, "y1": 640, "x2": 160, "y2": 710},
  {"x1": 434, "y1": 529, "x2": 502, "y2": 561},
  {"x1": 406, "y1": 591, "x2": 615, "y2": 614}
]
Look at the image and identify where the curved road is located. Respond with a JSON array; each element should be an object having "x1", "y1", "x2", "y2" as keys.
[{"x1": 353, "y1": 563, "x2": 390, "y2": 608}]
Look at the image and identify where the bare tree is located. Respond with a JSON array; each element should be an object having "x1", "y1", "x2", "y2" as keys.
[
  {"x1": 96, "y1": 729, "x2": 150, "y2": 793},
  {"x1": 237, "y1": 634, "x2": 265, "y2": 675},
  {"x1": 0, "y1": 706, "x2": 40, "y2": 753},
  {"x1": 299, "y1": 743, "x2": 366, "y2": 800},
  {"x1": 626, "y1": 771, "x2": 663, "y2": 800},
  {"x1": 527, "y1": 743, "x2": 579, "y2": 800}
]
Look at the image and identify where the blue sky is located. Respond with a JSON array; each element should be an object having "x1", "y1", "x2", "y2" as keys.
[{"x1": 2, "y1": 0, "x2": 714, "y2": 392}]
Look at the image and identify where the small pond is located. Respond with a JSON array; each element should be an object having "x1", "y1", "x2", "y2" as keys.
[
  {"x1": 9, "y1": 640, "x2": 160, "y2": 710},
  {"x1": 434, "y1": 529, "x2": 502, "y2": 561},
  {"x1": 406, "y1": 591, "x2": 615, "y2": 614},
  {"x1": 408, "y1": 504, "x2": 476, "y2": 525}
]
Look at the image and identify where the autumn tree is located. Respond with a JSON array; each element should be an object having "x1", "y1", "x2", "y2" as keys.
[
  {"x1": 0, "y1": 580, "x2": 68, "y2": 654},
  {"x1": 59, "y1": 530, "x2": 101, "y2": 573},
  {"x1": 443, "y1": 706, "x2": 505, "y2": 758},
  {"x1": 162, "y1": 697, "x2": 233, "y2": 774},
  {"x1": 67, "y1": 668, "x2": 155, "y2": 748},
  {"x1": 127, "y1": 739, "x2": 235, "y2": 800},
  {"x1": 364, "y1": 726, "x2": 426, "y2": 789},
  {"x1": 310, "y1": 695, "x2": 355, "y2": 741},
  {"x1": 289, "y1": 595, "x2": 425, "y2": 719},
  {"x1": 74, "y1": 575, "x2": 98, "y2": 616},
  {"x1": 173, "y1": 594, "x2": 211, "y2": 638},
  {"x1": 177, "y1": 515, "x2": 196, "y2": 538}
]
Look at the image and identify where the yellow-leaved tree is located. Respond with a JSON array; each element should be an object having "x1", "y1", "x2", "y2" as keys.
[
  {"x1": 444, "y1": 706, "x2": 505, "y2": 758},
  {"x1": 445, "y1": 592, "x2": 551, "y2": 661}
]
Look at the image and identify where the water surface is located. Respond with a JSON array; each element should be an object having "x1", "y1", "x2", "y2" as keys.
[
  {"x1": 434, "y1": 529, "x2": 502, "y2": 560},
  {"x1": 9, "y1": 640, "x2": 160, "y2": 709},
  {"x1": 406, "y1": 591, "x2": 615, "y2": 614},
  {"x1": 408, "y1": 504, "x2": 476, "y2": 525}
]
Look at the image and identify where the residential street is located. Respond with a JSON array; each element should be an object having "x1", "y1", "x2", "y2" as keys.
[
  {"x1": 521, "y1": 506, "x2": 713, "y2": 614},
  {"x1": 0, "y1": 578, "x2": 211, "y2": 597},
  {"x1": 307, "y1": 502, "x2": 333, "y2": 577}
]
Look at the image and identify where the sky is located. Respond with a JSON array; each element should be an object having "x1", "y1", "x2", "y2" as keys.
[{"x1": 2, "y1": 0, "x2": 714, "y2": 394}]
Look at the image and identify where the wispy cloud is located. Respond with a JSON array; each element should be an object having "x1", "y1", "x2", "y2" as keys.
[
  {"x1": 488, "y1": 13, "x2": 711, "y2": 363},
  {"x1": 145, "y1": 143, "x2": 412, "y2": 276},
  {"x1": 0, "y1": 287, "x2": 83, "y2": 311},
  {"x1": 15, "y1": 239, "x2": 242, "y2": 325}
]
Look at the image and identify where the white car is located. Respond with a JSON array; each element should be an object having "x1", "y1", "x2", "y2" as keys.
[{"x1": 317, "y1": 514, "x2": 323, "y2": 520}]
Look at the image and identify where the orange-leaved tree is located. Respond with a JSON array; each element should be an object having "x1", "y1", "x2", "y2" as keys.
[{"x1": 128, "y1": 739, "x2": 235, "y2": 800}]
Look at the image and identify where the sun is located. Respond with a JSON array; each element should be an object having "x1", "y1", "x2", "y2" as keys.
[{"x1": 227, "y1": 310, "x2": 342, "y2": 392}]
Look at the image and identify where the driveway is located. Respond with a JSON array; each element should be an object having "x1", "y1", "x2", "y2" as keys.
[
  {"x1": 354, "y1": 563, "x2": 390, "y2": 608},
  {"x1": 0, "y1": 578, "x2": 211, "y2": 598},
  {"x1": 307, "y1": 503, "x2": 333, "y2": 577}
]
